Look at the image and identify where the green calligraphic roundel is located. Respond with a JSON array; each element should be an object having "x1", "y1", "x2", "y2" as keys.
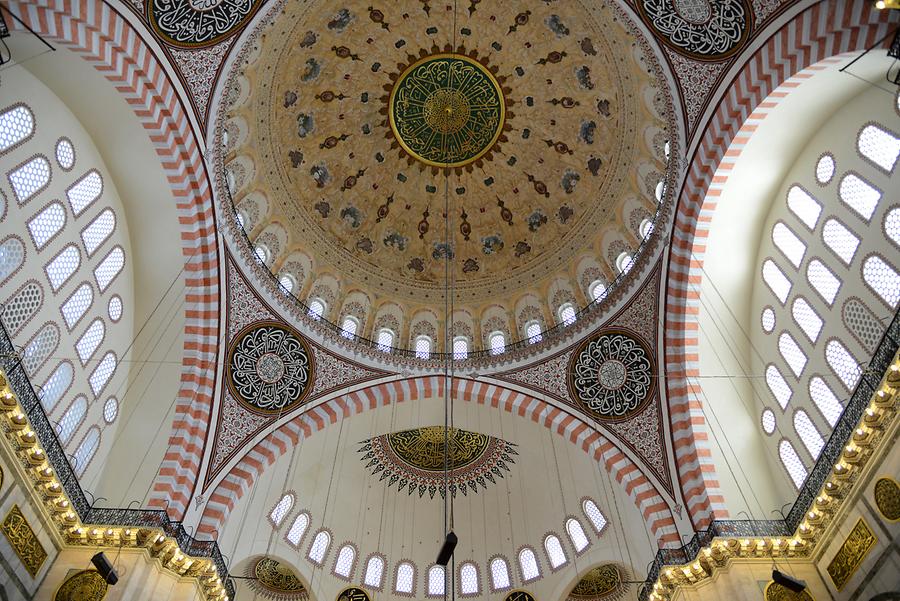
[{"x1": 389, "y1": 54, "x2": 505, "y2": 168}]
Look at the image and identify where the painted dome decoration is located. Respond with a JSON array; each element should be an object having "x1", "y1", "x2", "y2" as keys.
[
  {"x1": 247, "y1": 557, "x2": 310, "y2": 600},
  {"x1": 635, "y1": 0, "x2": 753, "y2": 60},
  {"x1": 147, "y1": 0, "x2": 264, "y2": 47}
]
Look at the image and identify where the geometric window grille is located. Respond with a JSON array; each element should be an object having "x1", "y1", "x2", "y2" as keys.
[
  {"x1": 763, "y1": 259, "x2": 792, "y2": 303},
  {"x1": 61, "y1": 283, "x2": 93, "y2": 330},
  {"x1": 88, "y1": 351, "x2": 116, "y2": 397},
  {"x1": 45, "y1": 244, "x2": 81, "y2": 291},
  {"x1": 73, "y1": 426, "x2": 100, "y2": 476},
  {"x1": 843, "y1": 298, "x2": 885, "y2": 353},
  {"x1": 94, "y1": 246, "x2": 124, "y2": 292},
  {"x1": 0, "y1": 237, "x2": 25, "y2": 283},
  {"x1": 55, "y1": 138, "x2": 75, "y2": 170},
  {"x1": 815, "y1": 154, "x2": 836, "y2": 184},
  {"x1": 364, "y1": 556, "x2": 385, "y2": 589},
  {"x1": 761, "y1": 408, "x2": 776, "y2": 435},
  {"x1": 58, "y1": 395, "x2": 87, "y2": 444},
  {"x1": 75, "y1": 318, "x2": 105, "y2": 365},
  {"x1": 376, "y1": 328, "x2": 394, "y2": 351},
  {"x1": 1, "y1": 281, "x2": 43, "y2": 335},
  {"x1": 489, "y1": 332, "x2": 506, "y2": 355},
  {"x1": 615, "y1": 252, "x2": 633, "y2": 274},
  {"x1": 772, "y1": 222, "x2": 806, "y2": 268},
  {"x1": 395, "y1": 561, "x2": 414, "y2": 594},
  {"x1": 0, "y1": 104, "x2": 35, "y2": 153},
  {"x1": 809, "y1": 376, "x2": 844, "y2": 428},
  {"x1": 526, "y1": 321, "x2": 543, "y2": 344},
  {"x1": 558, "y1": 303, "x2": 577, "y2": 326},
  {"x1": 27, "y1": 202, "x2": 66, "y2": 249},
  {"x1": 793, "y1": 409, "x2": 825, "y2": 459},
  {"x1": 269, "y1": 493, "x2": 294, "y2": 527},
  {"x1": 278, "y1": 274, "x2": 294, "y2": 294},
  {"x1": 22, "y1": 322, "x2": 59, "y2": 376},
  {"x1": 414, "y1": 335, "x2": 432, "y2": 359},
  {"x1": 66, "y1": 170, "x2": 103, "y2": 216},
  {"x1": 103, "y1": 397, "x2": 119, "y2": 423},
  {"x1": 307, "y1": 298, "x2": 326, "y2": 320},
  {"x1": 340, "y1": 316, "x2": 358, "y2": 339},
  {"x1": 40, "y1": 361, "x2": 73, "y2": 412},
  {"x1": 8, "y1": 156, "x2": 50, "y2": 204},
  {"x1": 518, "y1": 547, "x2": 540, "y2": 582},
  {"x1": 862, "y1": 255, "x2": 900, "y2": 308},
  {"x1": 254, "y1": 244, "x2": 268, "y2": 265},
  {"x1": 589, "y1": 280, "x2": 607, "y2": 302},
  {"x1": 778, "y1": 332, "x2": 807, "y2": 377},
  {"x1": 787, "y1": 185, "x2": 822, "y2": 230},
  {"x1": 806, "y1": 259, "x2": 841, "y2": 306},
  {"x1": 80, "y1": 208, "x2": 115, "y2": 256},
  {"x1": 544, "y1": 534, "x2": 567, "y2": 569},
  {"x1": 582, "y1": 498, "x2": 608, "y2": 533},
  {"x1": 308, "y1": 530, "x2": 331, "y2": 565},
  {"x1": 857, "y1": 124, "x2": 900, "y2": 173},
  {"x1": 565, "y1": 518, "x2": 590, "y2": 552},
  {"x1": 791, "y1": 297, "x2": 823, "y2": 343},
  {"x1": 286, "y1": 512, "x2": 310, "y2": 547},
  {"x1": 428, "y1": 565, "x2": 446, "y2": 597},
  {"x1": 453, "y1": 336, "x2": 469, "y2": 360},
  {"x1": 825, "y1": 339, "x2": 862, "y2": 391},
  {"x1": 886, "y1": 207, "x2": 900, "y2": 247},
  {"x1": 460, "y1": 562, "x2": 479, "y2": 595},
  {"x1": 765, "y1": 364, "x2": 793, "y2": 409},
  {"x1": 821, "y1": 219, "x2": 860, "y2": 265},
  {"x1": 839, "y1": 173, "x2": 881, "y2": 222},
  {"x1": 107, "y1": 296, "x2": 123, "y2": 322},
  {"x1": 489, "y1": 557, "x2": 511, "y2": 592},
  {"x1": 779, "y1": 439, "x2": 808, "y2": 490},
  {"x1": 334, "y1": 545, "x2": 356, "y2": 579}
]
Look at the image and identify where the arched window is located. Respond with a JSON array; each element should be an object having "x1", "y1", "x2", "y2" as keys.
[
  {"x1": 45, "y1": 244, "x2": 81, "y2": 291},
  {"x1": 809, "y1": 377, "x2": 843, "y2": 427},
  {"x1": 862, "y1": 255, "x2": 900, "y2": 308},
  {"x1": 0, "y1": 104, "x2": 35, "y2": 152},
  {"x1": 307, "y1": 530, "x2": 331, "y2": 565},
  {"x1": 452, "y1": 336, "x2": 469, "y2": 360},
  {"x1": 772, "y1": 222, "x2": 806, "y2": 268},
  {"x1": 582, "y1": 498, "x2": 608, "y2": 533},
  {"x1": 40, "y1": 362, "x2": 72, "y2": 411},
  {"x1": 341, "y1": 315, "x2": 359, "y2": 339},
  {"x1": 885, "y1": 207, "x2": 899, "y2": 246},
  {"x1": 525, "y1": 321, "x2": 542, "y2": 343},
  {"x1": 73, "y1": 426, "x2": 100, "y2": 476},
  {"x1": 27, "y1": 202, "x2": 66, "y2": 249},
  {"x1": 58, "y1": 395, "x2": 87, "y2": 444},
  {"x1": 61, "y1": 283, "x2": 93, "y2": 330},
  {"x1": 103, "y1": 397, "x2": 119, "y2": 424},
  {"x1": 235, "y1": 210, "x2": 246, "y2": 230},
  {"x1": 254, "y1": 244, "x2": 269, "y2": 264},
  {"x1": 56, "y1": 138, "x2": 75, "y2": 170},
  {"x1": 857, "y1": 123, "x2": 900, "y2": 172},
  {"x1": 518, "y1": 547, "x2": 540, "y2": 582},
  {"x1": 0, "y1": 237, "x2": 25, "y2": 283},
  {"x1": 639, "y1": 218, "x2": 654, "y2": 239},
  {"x1": 791, "y1": 297, "x2": 822, "y2": 343},
  {"x1": 565, "y1": 517, "x2": 590, "y2": 552},
  {"x1": 822, "y1": 219, "x2": 860, "y2": 265},
  {"x1": 307, "y1": 297, "x2": 326, "y2": 319},
  {"x1": 415, "y1": 335, "x2": 432, "y2": 359},
  {"x1": 81, "y1": 208, "x2": 116, "y2": 256},
  {"x1": 94, "y1": 246, "x2": 124, "y2": 292},
  {"x1": 761, "y1": 409, "x2": 776, "y2": 435},
  {"x1": 9, "y1": 156, "x2": 51, "y2": 204},
  {"x1": 66, "y1": 170, "x2": 103, "y2": 216},
  {"x1": 839, "y1": 173, "x2": 880, "y2": 221},
  {"x1": 268, "y1": 493, "x2": 294, "y2": 527},
  {"x1": 459, "y1": 562, "x2": 479, "y2": 595},
  {"x1": 278, "y1": 273, "x2": 295, "y2": 294},
  {"x1": 558, "y1": 303, "x2": 576, "y2": 326},
  {"x1": 489, "y1": 557, "x2": 511, "y2": 592},
  {"x1": 75, "y1": 318, "x2": 105, "y2": 365},
  {"x1": 544, "y1": 534, "x2": 567, "y2": 569},
  {"x1": 794, "y1": 409, "x2": 825, "y2": 459},
  {"x1": 363, "y1": 555, "x2": 385, "y2": 589},
  {"x1": 588, "y1": 280, "x2": 606, "y2": 302},
  {"x1": 23, "y1": 323, "x2": 59, "y2": 375},
  {"x1": 654, "y1": 179, "x2": 665, "y2": 202},
  {"x1": 2, "y1": 281, "x2": 43, "y2": 335},
  {"x1": 806, "y1": 259, "x2": 841, "y2": 305},
  {"x1": 778, "y1": 332, "x2": 807, "y2": 377},
  {"x1": 427, "y1": 565, "x2": 445, "y2": 597},
  {"x1": 664, "y1": 140, "x2": 671, "y2": 161},
  {"x1": 489, "y1": 331, "x2": 506, "y2": 355},
  {"x1": 615, "y1": 251, "x2": 633, "y2": 274},
  {"x1": 779, "y1": 439, "x2": 808, "y2": 489},
  {"x1": 285, "y1": 512, "x2": 310, "y2": 547},
  {"x1": 765, "y1": 364, "x2": 792, "y2": 409},
  {"x1": 376, "y1": 328, "x2": 394, "y2": 351},
  {"x1": 787, "y1": 185, "x2": 822, "y2": 230},
  {"x1": 825, "y1": 339, "x2": 862, "y2": 391},
  {"x1": 815, "y1": 154, "x2": 836, "y2": 184},
  {"x1": 333, "y1": 544, "x2": 356, "y2": 579},
  {"x1": 394, "y1": 562, "x2": 415, "y2": 594},
  {"x1": 762, "y1": 259, "x2": 792, "y2": 303},
  {"x1": 89, "y1": 352, "x2": 116, "y2": 397}
]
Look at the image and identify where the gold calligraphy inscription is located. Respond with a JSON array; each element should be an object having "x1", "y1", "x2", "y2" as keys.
[
  {"x1": 506, "y1": 591, "x2": 537, "y2": 601},
  {"x1": 54, "y1": 570, "x2": 108, "y2": 601},
  {"x1": 570, "y1": 564, "x2": 622, "y2": 599},
  {"x1": 389, "y1": 54, "x2": 505, "y2": 168},
  {"x1": 254, "y1": 557, "x2": 308, "y2": 595},
  {"x1": 764, "y1": 581, "x2": 815, "y2": 601},
  {"x1": 338, "y1": 587, "x2": 371, "y2": 601},
  {"x1": 874, "y1": 477, "x2": 900, "y2": 521},
  {"x1": 827, "y1": 517, "x2": 877, "y2": 591},
  {"x1": 387, "y1": 426, "x2": 490, "y2": 471},
  {"x1": 1, "y1": 504, "x2": 47, "y2": 578}
]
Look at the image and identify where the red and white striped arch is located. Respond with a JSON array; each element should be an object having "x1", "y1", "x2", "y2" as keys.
[
  {"x1": 6, "y1": 0, "x2": 221, "y2": 518},
  {"x1": 664, "y1": 0, "x2": 892, "y2": 529},
  {"x1": 198, "y1": 377, "x2": 681, "y2": 547}
]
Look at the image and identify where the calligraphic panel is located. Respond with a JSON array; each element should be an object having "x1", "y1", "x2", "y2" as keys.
[
  {"x1": 1, "y1": 504, "x2": 47, "y2": 578},
  {"x1": 54, "y1": 570, "x2": 108, "y2": 601},
  {"x1": 826, "y1": 517, "x2": 877, "y2": 591}
]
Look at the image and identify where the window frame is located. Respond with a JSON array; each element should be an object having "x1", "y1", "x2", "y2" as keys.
[
  {"x1": 516, "y1": 545, "x2": 542, "y2": 583},
  {"x1": 331, "y1": 543, "x2": 358, "y2": 581}
]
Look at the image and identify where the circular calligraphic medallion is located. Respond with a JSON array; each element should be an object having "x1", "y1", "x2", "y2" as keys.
[
  {"x1": 225, "y1": 321, "x2": 314, "y2": 415},
  {"x1": 54, "y1": 570, "x2": 108, "y2": 601},
  {"x1": 389, "y1": 54, "x2": 506, "y2": 168},
  {"x1": 147, "y1": 0, "x2": 263, "y2": 48},
  {"x1": 874, "y1": 477, "x2": 900, "y2": 521},
  {"x1": 568, "y1": 330, "x2": 655, "y2": 421},
  {"x1": 635, "y1": 0, "x2": 752, "y2": 61}
]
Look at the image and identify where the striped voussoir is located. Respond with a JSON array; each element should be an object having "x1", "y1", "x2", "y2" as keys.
[
  {"x1": 197, "y1": 377, "x2": 681, "y2": 547},
  {"x1": 664, "y1": 0, "x2": 891, "y2": 530},
  {"x1": 7, "y1": 0, "x2": 221, "y2": 519}
]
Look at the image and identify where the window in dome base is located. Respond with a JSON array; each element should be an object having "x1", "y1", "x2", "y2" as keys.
[
  {"x1": 787, "y1": 185, "x2": 822, "y2": 230},
  {"x1": 286, "y1": 512, "x2": 310, "y2": 547},
  {"x1": 415, "y1": 335, "x2": 432, "y2": 359},
  {"x1": 857, "y1": 123, "x2": 900, "y2": 173},
  {"x1": 427, "y1": 565, "x2": 445, "y2": 597},
  {"x1": 268, "y1": 493, "x2": 294, "y2": 527},
  {"x1": 779, "y1": 439, "x2": 808, "y2": 489},
  {"x1": 308, "y1": 530, "x2": 331, "y2": 565},
  {"x1": 794, "y1": 409, "x2": 825, "y2": 459},
  {"x1": 807, "y1": 259, "x2": 841, "y2": 306},
  {"x1": 453, "y1": 336, "x2": 469, "y2": 360},
  {"x1": 765, "y1": 364, "x2": 792, "y2": 409},
  {"x1": 544, "y1": 534, "x2": 567, "y2": 569},
  {"x1": 363, "y1": 555, "x2": 385, "y2": 589},
  {"x1": 558, "y1": 303, "x2": 576, "y2": 326},
  {"x1": 341, "y1": 316, "x2": 359, "y2": 339},
  {"x1": 589, "y1": 280, "x2": 607, "y2": 302},
  {"x1": 762, "y1": 260, "x2": 792, "y2": 304},
  {"x1": 334, "y1": 545, "x2": 356, "y2": 579},
  {"x1": 307, "y1": 298, "x2": 326, "y2": 320},
  {"x1": 862, "y1": 255, "x2": 900, "y2": 308},
  {"x1": 459, "y1": 562, "x2": 479, "y2": 596},
  {"x1": 376, "y1": 328, "x2": 394, "y2": 352},
  {"x1": 525, "y1": 321, "x2": 542, "y2": 344},
  {"x1": 839, "y1": 173, "x2": 881, "y2": 222},
  {"x1": 394, "y1": 562, "x2": 414, "y2": 594},
  {"x1": 822, "y1": 218, "x2": 860, "y2": 265},
  {"x1": 489, "y1": 332, "x2": 506, "y2": 355},
  {"x1": 518, "y1": 547, "x2": 540, "y2": 582},
  {"x1": 489, "y1": 557, "x2": 511, "y2": 592},
  {"x1": 565, "y1": 518, "x2": 590, "y2": 552}
]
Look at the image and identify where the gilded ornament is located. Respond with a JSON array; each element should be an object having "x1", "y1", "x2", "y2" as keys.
[
  {"x1": 827, "y1": 517, "x2": 877, "y2": 591},
  {"x1": 873, "y1": 477, "x2": 900, "y2": 521},
  {"x1": 763, "y1": 581, "x2": 815, "y2": 601},
  {"x1": 506, "y1": 591, "x2": 537, "y2": 601},
  {"x1": 247, "y1": 557, "x2": 309, "y2": 600},
  {"x1": 635, "y1": 0, "x2": 752, "y2": 61},
  {"x1": 338, "y1": 587, "x2": 372, "y2": 601},
  {"x1": 146, "y1": 0, "x2": 263, "y2": 48},
  {"x1": 570, "y1": 564, "x2": 623, "y2": 600},
  {"x1": 1, "y1": 504, "x2": 47, "y2": 578},
  {"x1": 389, "y1": 54, "x2": 506, "y2": 168},
  {"x1": 54, "y1": 570, "x2": 108, "y2": 601}
]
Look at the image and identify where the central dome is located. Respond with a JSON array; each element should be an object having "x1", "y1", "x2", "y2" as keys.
[{"x1": 220, "y1": 0, "x2": 673, "y2": 353}]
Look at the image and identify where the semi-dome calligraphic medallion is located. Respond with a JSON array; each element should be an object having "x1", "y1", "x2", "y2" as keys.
[
  {"x1": 226, "y1": 322, "x2": 314, "y2": 415},
  {"x1": 568, "y1": 330, "x2": 655, "y2": 421},
  {"x1": 389, "y1": 54, "x2": 506, "y2": 168}
]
